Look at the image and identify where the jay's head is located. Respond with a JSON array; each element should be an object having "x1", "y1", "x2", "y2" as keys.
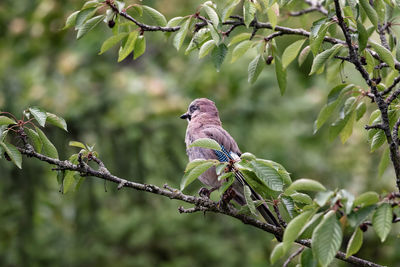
[{"x1": 180, "y1": 98, "x2": 220, "y2": 123}]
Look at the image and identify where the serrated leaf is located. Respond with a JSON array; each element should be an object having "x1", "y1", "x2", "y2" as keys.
[
  {"x1": 142, "y1": 5, "x2": 167, "y2": 26},
  {"x1": 69, "y1": 141, "x2": 87, "y2": 150},
  {"x1": 231, "y1": 40, "x2": 253, "y2": 62},
  {"x1": 357, "y1": 20, "x2": 368, "y2": 52},
  {"x1": 270, "y1": 243, "x2": 285, "y2": 264},
  {"x1": 312, "y1": 210, "x2": 343, "y2": 267},
  {"x1": 314, "y1": 190, "x2": 335, "y2": 207},
  {"x1": 251, "y1": 160, "x2": 284, "y2": 191},
  {"x1": 134, "y1": 35, "x2": 146, "y2": 59},
  {"x1": 228, "y1": 33, "x2": 251, "y2": 47},
  {"x1": 199, "y1": 40, "x2": 216, "y2": 59},
  {"x1": 46, "y1": 112, "x2": 67, "y2": 131},
  {"x1": 244, "y1": 185, "x2": 257, "y2": 216},
  {"x1": 301, "y1": 248, "x2": 318, "y2": 267},
  {"x1": 298, "y1": 45, "x2": 311, "y2": 66},
  {"x1": 25, "y1": 128, "x2": 43, "y2": 153},
  {"x1": 0, "y1": 116, "x2": 16, "y2": 126},
  {"x1": 222, "y1": 0, "x2": 241, "y2": 21},
  {"x1": 189, "y1": 138, "x2": 222, "y2": 151},
  {"x1": 77, "y1": 15, "x2": 104, "y2": 40},
  {"x1": 372, "y1": 203, "x2": 392, "y2": 242},
  {"x1": 275, "y1": 55, "x2": 287, "y2": 95},
  {"x1": 35, "y1": 127, "x2": 58, "y2": 159},
  {"x1": 370, "y1": 41, "x2": 395, "y2": 69},
  {"x1": 63, "y1": 170, "x2": 75, "y2": 194},
  {"x1": 355, "y1": 102, "x2": 367, "y2": 121},
  {"x1": 286, "y1": 178, "x2": 326, "y2": 193},
  {"x1": 208, "y1": 23, "x2": 220, "y2": 44},
  {"x1": 267, "y1": 4, "x2": 278, "y2": 29},
  {"x1": 340, "y1": 110, "x2": 356, "y2": 143},
  {"x1": 378, "y1": 147, "x2": 390, "y2": 178},
  {"x1": 309, "y1": 44, "x2": 343, "y2": 75},
  {"x1": 118, "y1": 31, "x2": 138, "y2": 62},
  {"x1": 282, "y1": 39, "x2": 306, "y2": 69},
  {"x1": 99, "y1": 32, "x2": 128, "y2": 55},
  {"x1": 218, "y1": 174, "x2": 234, "y2": 194},
  {"x1": 290, "y1": 192, "x2": 313, "y2": 204},
  {"x1": 353, "y1": 191, "x2": 380, "y2": 207},
  {"x1": 310, "y1": 20, "x2": 329, "y2": 55},
  {"x1": 75, "y1": 8, "x2": 96, "y2": 29},
  {"x1": 359, "y1": 0, "x2": 378, "y2": 28},
  {"x1": 281, "y1": 195, "x2": 295, "y2": 218},
  {"x1": 348, "y1": 205, "x2": 377, "y2": 227},
  {"x1": 173, "y1": 18, "x2": 190, "y2": 51},
  {"x1": 166, "y1": 16, "x2": 184, "y2": 28},
  {"x1": 212, "y1": 44, "x2": 227, "y2": 72},
  {"x1": 346, "y1": 228, "x2": 363, "y2": 258},
  {"x1": 370, "y1": 129, "x2": 386, "y2": 152},
  {"x1": 29, "y1": 107, "x2": 47, "y2": 127},
  {"x1": 283, "y1": 210, "x2": 315, "y2": 252},
  {"x1": 248, "y1": 55, "x2": 264, "y2": 84},
  {"x1": 0, "y1": 141, "x2": 22, "y2": 169},
  {"x1": 243, "y1": 0, "x2": 256, "y2": 28},
  {"x1": 63, "y1": 10, "x2": 79, "y2": 30},
  {"x1": 202, "y1": 4, "x2": 219, "y2": 27},
  {"x1": 180, "y1": 161, "x2": 214, "y2": 190},
  {"x1": 314, "y1": 102, "x2": 339, "y2": 134},
  {"x1": 185, "y1": 28, "x2": 210, "y2": 55}
]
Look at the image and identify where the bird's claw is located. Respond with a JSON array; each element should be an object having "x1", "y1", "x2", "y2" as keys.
[
  {"x1": 198, "y1": 187, "x2": 211, "y2": 198},
  {"x1": 217, "y1": 186, "x2": 236, "y2": 209}
]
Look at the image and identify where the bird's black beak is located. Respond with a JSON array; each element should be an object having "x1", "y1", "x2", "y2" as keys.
[{"x1": 180, "y1": 113, "x2": 191, "y2": 120}]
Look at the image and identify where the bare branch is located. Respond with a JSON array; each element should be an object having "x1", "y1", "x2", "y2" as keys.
[
  {"x1": 283, "y1": 246, "x2": 305, "y2": 267},
  {"x1": 365, "y1": 124, "x2": 385, "y2": 130},
  {"x1": 289, "y1": 7, "x2": 322, "y2": 17},
  {"x1": 382, "y1": 75, "x2": 400, "y2": 96}
]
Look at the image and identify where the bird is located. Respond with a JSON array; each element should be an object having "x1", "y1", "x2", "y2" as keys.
[{"x1": 180, "y1": 98, "x2": 281, "y2": 234}]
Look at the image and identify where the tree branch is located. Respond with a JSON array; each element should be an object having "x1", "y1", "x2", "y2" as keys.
[
  {"x1": 283, "y1": 246, "x2": 305, "y2": 267},
  {"x1": 14, "y1": 140, "x2": 382, "y2": 267},
  {"x1": 333, "y1": 0, "x2": 400, "y2": 191},
  {"x1": 382, "y1": 75, "x2": 400, "y2": 96}
]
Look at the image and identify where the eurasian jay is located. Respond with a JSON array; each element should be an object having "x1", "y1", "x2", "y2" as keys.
[{"x1": 180, "y1": 98, "x2": 281, "y2": 230}]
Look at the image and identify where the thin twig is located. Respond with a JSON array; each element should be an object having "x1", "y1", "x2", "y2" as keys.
[
  {"x1": 283, "y1": 246, "x2": 305, "y2": 267},
  {"x1": 382, "y1": 75, "x2": 400, "y2": 95}
]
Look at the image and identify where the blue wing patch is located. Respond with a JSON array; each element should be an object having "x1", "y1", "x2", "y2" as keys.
[{"x1": 214, "y1": 145, "x2": 233, "y2": 162}]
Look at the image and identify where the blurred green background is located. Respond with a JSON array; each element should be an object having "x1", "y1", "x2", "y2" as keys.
[{"x1": 1, "y1": 0, "x2": 399, "y2": 266}]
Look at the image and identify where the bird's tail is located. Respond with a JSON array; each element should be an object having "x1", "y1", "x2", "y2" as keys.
[{"x1": 233, "y1": 170, "x2": 282, "y2": 241}]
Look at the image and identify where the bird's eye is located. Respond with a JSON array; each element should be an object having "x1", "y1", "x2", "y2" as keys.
[{"x1": 189, "y1": 105, "x2": 198, "y2": 113}]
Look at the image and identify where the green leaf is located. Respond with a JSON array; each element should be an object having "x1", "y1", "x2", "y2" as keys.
[
  {"x1": 69, "y1": 141, "x2": 87, "y2": 150},
  {"x1": 184, "y1": 158, "x2": 211, "y2": 173},
  {"x1": 354, "y1": 191, "x2": 380, "y2": 207},
  {"x1": 173, "y1": 18, "x2": 190, "y2": 51},
  {"x1": 248, "y1": 55, "x2": 264, "y2": 84},
  {"x1": 218, "y1": 174, "x2": 234, "y2": 194},
  {"x1": 63, "y1": 10, "x2": 79, "y2": 30},
  {"x1": 75, "y1": 8, "x2": 96, "y2": 29},
  {"x1": 221, "y1": 0, "x2": 241, "y2": 21},
  {"x1": 346, "y1": 228, "x2": 363, "y2": 258},
  {"x1": 118, "y1": 31, "x2": 138, "y2": 62},
  {"x1": 228, "y1": 33, "x2": 251, "y2": 47},
  {"x1": 0, "y1": 141, "x2": 22, "y2": 169},
  {"x1": 0, "y1": 116, "x2": 16, "y2": 126},
  {"x1": 281, "y1": 195, "x2": 295, "y2": 218},
  {"x1": 370, "y1": 41, "x2": 395, "y2": 69},
  {"x1": 357, "y1": 20, "x2": 368, "y2": 52},
  {"x1": 231, "y1": 40, "x2": 253, "y2": 63},
  {"x1": 77, "y1": 15, "x2": 104, "y2": 40},
  {"x1": 348, "y1": 205, "x2": 377, "y2": 227},
  {"x1": 166, "y1": 16, "x2": 185, "y2": 28},
  {"x1": 208, "y1": 23, "x2": 220, "y2": 44},
  {"x1": 185, "y1": 28, "x2": 210, "y2": 55},
  {"x1": 134, "y1": 35, "x2": 146, "y2": 59},
  {"x1": 240, "y1": 152, "x2": 256, "y2": 161},
  {"x1": 46, "y1": 112, "x2": 68, "y2": 131},
  {"x1": 189, "y1": 138, "x2": 222, "y2": 151},
  {"x1": 359, "y1": 0, "x2": 378, "y2": 28},
  {"x1": 298, "y1": 45, "x2": 311, "y2": 66},
  {"x1": 282, "y1": 39, "x2": 306, "y2": 69},
  {"x1": 212, "y1": 44, "x2": 228, "y2": 72},
  {"x1": 340, "y1": 110, "x2": 356, "y2": 144},
  {"x1": 63, "y1": 170, "x2": 75, "y2": 193},
  {"x1": 286, "y1": 178, "x2": 326, "y2": 192},
  {"x1": 199, "y1": 40, "x2": 216, "y2": 59},
  {"x1": 372, "y1": 203, "x2": 393, "y2": 242},
  {"x1": 243, "y1": 0, "x2": 256, "y2": 28},
  {"x1": 244, "y1": 185, "x2": 257, "y2": 216},
  {"x1": 29, "y1": 107, "x2": 47, "y2": 127},
  {"x1": 314, "y1": 102, "x2": 339, "y2": 134},
  {"x1": 180, "y1": 161, "x2": 214, "y2": 190},
  {"x1": 251, "y1": 160, "x2": 284, "y2": 191},
  {"x1": 312, "y1": 210, "x2": 343, "y2": 267},
  {"x1": 370, "y1": 129, "x2": 386, "y2": 152},
  {"x1": 378, "y1": 147, "x2": 390, "y2": 178},
  {"x1": 355, "y1": 102, "x2": 367, "y2": 121},
  {"x1": 314, "y1": 190, "x2": 335, "y2": 207},
  {"x1": 275, "y1": 55, "x2": 287, "y2": 95},
  {"x1": 36, "y1": 127, "x2": 59, "y2": 159},
  {"x1": 283, "y1": 210, "x2": 315, "y2": 252},
  {"x1": 266, "y1": 4, "x2": 278, "y2": 29},
  {"x1": 270, "y1": 243, "x2": 285, "y2": 264},
  {"x1": 301, "y1": 248, "x2": 318, "y2": 267},
  {"x1": 142, "y1": 5, "x2": 167, "y2": 26},
  {"x1": 310, "y1": 20, "x2": 329, "y2": 55},
  {"x1": 25, "y1": 128, "x2": 43, "y2": 153},
  {"x1": 309, "y1": 44, "x2": 343, "y2": 75},
  {"x1": 290, "y1": 192, "x2": 312, "y2": 204},
  {"x1": 99, "y1": 32, "x2": 128, "y2": 55},
  {"x1": 202, "y1": 4, "x2": 219, "y2": 27}
]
